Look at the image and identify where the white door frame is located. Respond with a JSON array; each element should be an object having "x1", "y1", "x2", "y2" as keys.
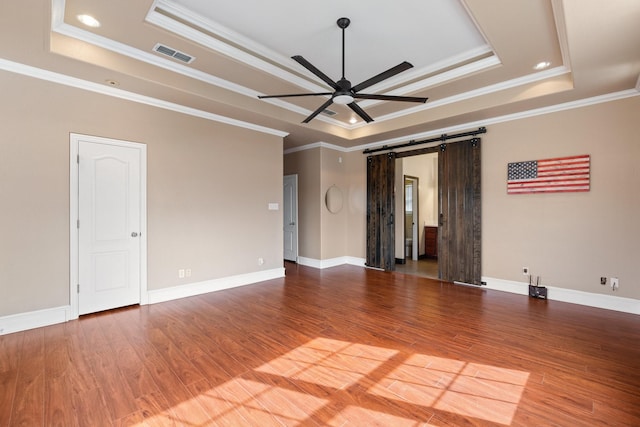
[
  {"x1": 283, "y1": 174, "x2": 298, "y2": 262},
  {"x1": 69, "y1": 133, "x2": 148, "y2": 319}
]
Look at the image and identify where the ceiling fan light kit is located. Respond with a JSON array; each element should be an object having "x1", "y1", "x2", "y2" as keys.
[
  {"x1": 333, "y1": 94, "x2": 354, "y2": 105},
  {"x1": 258, "y1": 17, "x2": 428, "y2": 123}
]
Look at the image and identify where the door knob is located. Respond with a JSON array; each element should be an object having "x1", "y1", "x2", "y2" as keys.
[{"x1": 131, "y1": 232, "x2": 139, "y2": 237}]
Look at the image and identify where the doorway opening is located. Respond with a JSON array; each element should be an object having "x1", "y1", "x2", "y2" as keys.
[{"x1": 395, "y1": 153, "x2": 439, "y2": 279}]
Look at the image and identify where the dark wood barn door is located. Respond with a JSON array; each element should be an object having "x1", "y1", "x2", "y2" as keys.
[
  {"x1": 366, "y1": 152, "x2": 396, "y2": 270},
  {"x1": 438, "y1": 138, "x2": 482, "y2": 285}
]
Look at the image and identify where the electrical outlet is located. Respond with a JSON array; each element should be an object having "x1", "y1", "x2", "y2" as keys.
[
  {"x1": 600, "y1": 277, "x2": 607, "y2": 285},
  {"x1": 186, "y1": 268, "x2": 191, "y2": 278},
  {"x1": 258, "y1": 257, "x2": 264, "y2": 265},
  {"x1": 522, "y1": 267, "x2": 529, "y2": 275},
  {"x1": 611, "y1": 277, "x2": 619, "y2": 290},
  {"x1": 178, "y1": 269, "x2": 185, "y2": 278}
]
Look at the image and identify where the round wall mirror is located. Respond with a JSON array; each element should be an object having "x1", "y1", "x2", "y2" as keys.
[{"x1": 325, "y1": 185, "x2": 343, "y2": 213}]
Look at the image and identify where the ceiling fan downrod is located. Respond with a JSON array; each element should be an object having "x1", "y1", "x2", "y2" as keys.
[{"x1": 337, "y1": 17, "x2": 350, "y2": 80}]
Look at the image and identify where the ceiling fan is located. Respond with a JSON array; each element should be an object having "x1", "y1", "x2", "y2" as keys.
[{"x1": 258, "y1": 17, "x2": 428, "y2": 124}]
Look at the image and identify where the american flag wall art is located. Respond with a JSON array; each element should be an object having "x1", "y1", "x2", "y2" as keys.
[{"x1": 507, "y1": 154, "x2": 590, "y2": 194}]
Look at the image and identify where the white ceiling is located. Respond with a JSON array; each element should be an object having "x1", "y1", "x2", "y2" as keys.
[
  {"x1": 158, "y1": 0, "x2": 490, "y2": 88},
  {"x1": 1, "y1": 0, "x2": 638, "y2": 150}
]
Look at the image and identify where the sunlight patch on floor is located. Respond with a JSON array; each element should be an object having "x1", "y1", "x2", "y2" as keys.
[
  {"x1": 138, "y1": 337, "x2": 529, "y2": 425},
  {"x1": 256, "y1": 337, "x2": 399, "y2": 390},
  {"x1": 369, "y1": 355, "x2": 529, "y2": 424}
]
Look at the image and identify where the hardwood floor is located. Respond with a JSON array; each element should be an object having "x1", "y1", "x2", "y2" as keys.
[{"x1": 1, "y1": 263, "x2": 639, "y2": 426}]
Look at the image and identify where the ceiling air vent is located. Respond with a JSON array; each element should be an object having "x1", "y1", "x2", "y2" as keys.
[
  {"x1": 322, "y1": 109, "x2": 337, "y2": 116},
  {"x1": 153, "y1": 43, "x2": 195, "y2": 64}
]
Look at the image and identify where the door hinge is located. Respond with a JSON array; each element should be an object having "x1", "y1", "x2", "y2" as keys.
[
  {"x1": 77, "y1": 154, "x2": 80, "y2": 164},
  {"x1": 77, "y1": 219, "x2": 80, "y2": 229},
  {"x1": 77, "y1": 284, "x2": 80, "y2": 293}
]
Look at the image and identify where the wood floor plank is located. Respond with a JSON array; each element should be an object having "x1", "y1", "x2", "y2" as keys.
[
  {"x1": 133, "y1": 350, "x2": 211, "y2": 425},
  {"x1": 87, "y1": 346, "x2": 139, "y2": 421},
  {"x1": 114, "y1": 345, "x2": 160, "y2": 399},
  {"x1": 134, "y1": 391, "x2": 180, "y2": 427},
  {"x1": 10, "y1": 329, "x2": 45, "y2": 427},
  {"x1": 0, "y1": 368, "x2": 18, "y2": 427},
  {"x1": 44, "y1": 375, "x2": 80, "y2": 427},
  {"x1": 146, "y1": 326, "x2": 205, "y2": 386},
  {"x1": 0, "y1": 333, "x2": 24, "y2": 425},
  {"x1": 0, "y1": 332, "x2": 23, "y2": 373},
  {"x1": 186, "y1": 379, "x2": 252, "y2": 427},
  {"x1": 71, "y1": 387, "x2": 112, "y2": 427}
]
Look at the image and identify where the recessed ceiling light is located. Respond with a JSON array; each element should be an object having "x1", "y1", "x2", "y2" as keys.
[
  {"x1": 533, "y1": 61, "x2": 551, "y2": 70},
  {"x1": 105, "y1": 79, "x2": 120, "y2": 87},
  {"x1": 77, "y1": 14, "x2": 100, "y2": 28},
  {"x1": 349, "y1": 117, "x2": 357, "y2": 124}
]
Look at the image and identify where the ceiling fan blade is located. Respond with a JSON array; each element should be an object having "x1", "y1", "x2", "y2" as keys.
[
  {"x1": 348, "y1": 102, "x2": 373, "y2": 123},
  {"x1": 302, "y1": 98, "x2": 335, "y2": 123},
  {"x1": 292, "y1": 55, "x2": 340, "y2": 91},
  {"x1": 258, "y1": 92, "x2": 333, "y2": 99},
  {"x1": 352, "y1": 61, "x2": 414, "y2": 93},
  {"x1": 354, "y1": 93, "x2": 428, "y2": 103}
]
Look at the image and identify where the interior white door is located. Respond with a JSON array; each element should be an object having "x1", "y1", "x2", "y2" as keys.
[
  {"x1": 78, "y1": 140, "x2": 142, "y2": 315},
  {"x1": 283, "y1": 174, "x2": 298, "y2": 262}
]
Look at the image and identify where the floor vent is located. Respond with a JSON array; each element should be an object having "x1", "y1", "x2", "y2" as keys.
[
  {"x1": 322, "y1": 109, "x2": 337, "y2": 116},
  {"x1": 153, "y1": 43, "x2": 195, "y2": 64}
]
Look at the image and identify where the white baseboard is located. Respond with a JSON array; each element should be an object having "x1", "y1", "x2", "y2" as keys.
[
  {"x1": 0, "y1": 305, "x2": 72, "y2": 335},
  {"x1": 0, "y1": 269, "x2": 285, "y2": 335},
  {"x1": 482, "y1": 277, "x2": 640, "y2": 315},
  {"x1": 147, "y1": 267, "x2": 285, "y2": 305},
  {"x1": 298, "y1": 256, "x2": 366, "y2": 269}
]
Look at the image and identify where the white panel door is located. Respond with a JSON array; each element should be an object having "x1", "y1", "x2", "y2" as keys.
[
  {"x1": 283, "y1": 174, "x2": 298, "y2": 262},
  {"x1": 78, "y1": 141, "x2": 141, "y2": 315}
]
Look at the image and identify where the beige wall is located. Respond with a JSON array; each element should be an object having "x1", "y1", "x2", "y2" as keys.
[
  {"x1": 481, "y1": 96, "x2": 639, "y2": 299},
  {"x1": 284, "y1": 148, "x2": 321, "y2": 259},
  {"x1": 0, "y1": 71, "x2": 283, "y2": 317},
  {"x1": 283, "y1": 147, "x2": 352, "y2": 261},
  {"x1": 320, "y1": 149, "x2": 347, "y2": 259},
  {"x1": 339, "y1": 96, "x2": 639, "y2": 299}
]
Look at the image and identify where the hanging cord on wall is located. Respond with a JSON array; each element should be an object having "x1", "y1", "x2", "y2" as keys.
[{"x1": 362, "y1": 127, "x2": 486, "y2": 155}]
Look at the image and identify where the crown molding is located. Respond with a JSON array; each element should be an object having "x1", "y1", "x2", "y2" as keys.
[
  {"x1": 0, "y1": 58, "x2": 288, "y2": 138},
  {"x1": 551, "y1": 0, "x2": 572, "y2": 70},
  {"x1": 344, "y1": 89, "x2": 639, "y2": 153},
  {"x1": 368, "y1": 65, "x2": 571, "y2": 125},
  {"x1": 283, "y1": 141, "x2": 348, "y2": 155}
]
